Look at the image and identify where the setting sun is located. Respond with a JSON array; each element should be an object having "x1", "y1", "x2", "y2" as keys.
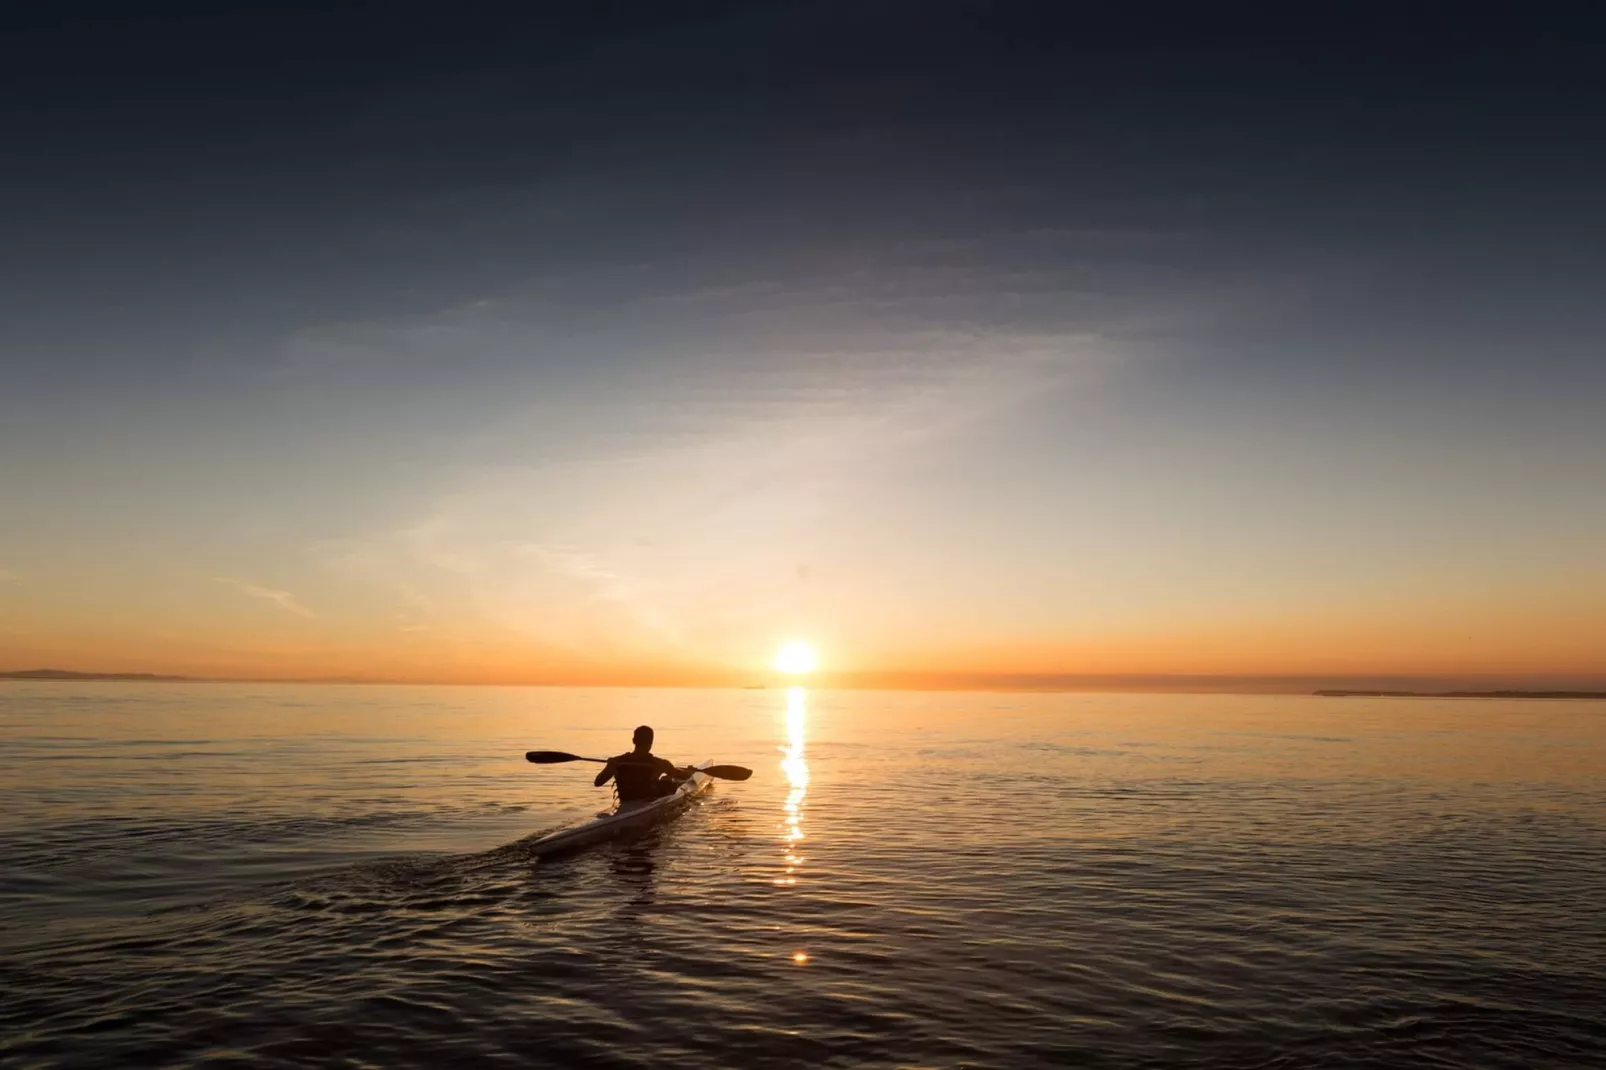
[{"x1": 772, "y1": 641, "x2": 818, "y2": 675}]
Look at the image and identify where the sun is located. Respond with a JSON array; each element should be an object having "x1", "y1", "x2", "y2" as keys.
[{"x1": 772, "y1": 640, "x2": 818, "y2": 675}]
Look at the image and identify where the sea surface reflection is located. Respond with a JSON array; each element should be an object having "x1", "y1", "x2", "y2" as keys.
[
  {"x1": 2, "y1": 684, "x2": 1603, "y2": 1068},
  {"x1": 776, "y1": 685, "x2": 809, "y2": 889}
]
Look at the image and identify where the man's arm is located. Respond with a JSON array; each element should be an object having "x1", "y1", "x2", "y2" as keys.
[
  {"x1": 594, "y1": 759, "x2": 616, "y2": 788},
  {"x1": 661, "y1": 757, "x2": 694, "y2": 781}
]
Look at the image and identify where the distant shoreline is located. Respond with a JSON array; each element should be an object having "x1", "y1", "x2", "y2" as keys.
[
  {"x1": 0, "y1": 669, "x2": 394, "y2": 685},
  {"x1": 0, "y1": 670, "x2": 194, "y2": 682},
  {"x1": 1314, "y1": 689, "x2": 1606, "y2": 700}
]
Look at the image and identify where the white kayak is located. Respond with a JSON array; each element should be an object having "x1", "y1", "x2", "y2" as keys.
[{"x1": 526, "y1": 761, "x2": 714, "y2": 857}]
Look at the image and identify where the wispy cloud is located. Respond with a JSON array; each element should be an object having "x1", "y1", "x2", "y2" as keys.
[
  {"x1": 295, "y1": 250, "x2": 1160, "y2": 664},
  {"x1": 0, "y1": 568, "x2": 19, "y2": 585},
  {"x1": 305, "y1": 318, "x2": 1112, "y2": 667},
  {"x1": 215, "y1": 578, "x2": 314, "y2": 618},
  {"x1": 508, "y1": 541, "x2": 676, "y2": 640}
]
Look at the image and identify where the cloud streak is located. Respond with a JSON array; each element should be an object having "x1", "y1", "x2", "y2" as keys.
[
  {"x1": 509, "y1": 541, "x2": 678, "y2": 641},
  {"x1": 301, "y1": 311, "x2": 1113, "y2": 672},
  {"x1": 215, "y1": 578, "x2": 315, "y2": 618}
]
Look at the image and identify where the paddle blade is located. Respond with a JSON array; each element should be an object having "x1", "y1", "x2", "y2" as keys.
[
  {"x1": 702, "y1": 764, "x2": 753, "y2": 781},
  {"x1": 525, "y1": 750, "x2": 586, "y2": 764}
]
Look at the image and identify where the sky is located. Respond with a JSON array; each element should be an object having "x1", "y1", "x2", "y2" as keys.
[{"x1": 1, "y1": 2, "x2": 1603, "y2": 688}]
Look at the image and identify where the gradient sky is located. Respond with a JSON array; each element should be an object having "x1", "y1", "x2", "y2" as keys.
[{"x1": 2, "y1": 3, "x2": 1603, "y2": 686}]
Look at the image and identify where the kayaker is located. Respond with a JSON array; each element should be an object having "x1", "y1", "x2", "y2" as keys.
[{"x1": 595, "y1": 725, "x2": 693, "y2": 802}]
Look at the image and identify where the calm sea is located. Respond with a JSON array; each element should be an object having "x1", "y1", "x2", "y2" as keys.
[{"x1": 1, "y1": 683, "x2": 1603, "y2": 1068}]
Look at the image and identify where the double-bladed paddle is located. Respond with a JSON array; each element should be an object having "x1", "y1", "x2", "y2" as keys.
[{"x1": 525, "y1": 750, "x2": 753, "y2": 781}]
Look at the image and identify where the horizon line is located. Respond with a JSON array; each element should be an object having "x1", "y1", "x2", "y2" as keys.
[{"x1": 4, "y1": 667, "x2": 1605, "y2": 695}]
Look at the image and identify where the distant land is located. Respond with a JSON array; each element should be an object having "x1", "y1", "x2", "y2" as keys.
[
  {"x1": 1315, "y1": 689, "x2": 1606, "y2": 700},
  {"x1": 0, "y1": 669, "x2": 193, "y2": 682},
  {"x1": 0, "y1": 669, "x2": 380, "y2": 684}
]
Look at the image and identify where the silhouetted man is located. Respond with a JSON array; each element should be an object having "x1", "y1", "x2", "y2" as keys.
[{"x1": 595, "y1": 725, "x2": 693, "y2": 802}]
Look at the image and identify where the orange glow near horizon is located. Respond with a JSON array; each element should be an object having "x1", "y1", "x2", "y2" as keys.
[{"x1": 2, "y1": 586, "x2": 1604, "y2": 689}]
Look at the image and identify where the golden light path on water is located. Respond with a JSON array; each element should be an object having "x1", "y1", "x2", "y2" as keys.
[{"x1": 777, "y1": 686, "x2": 809, "y2": 908}]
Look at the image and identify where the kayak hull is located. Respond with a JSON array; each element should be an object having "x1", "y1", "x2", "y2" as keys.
[{"x1": 527, "y1": 761, "x2": 713, "y2": 857}]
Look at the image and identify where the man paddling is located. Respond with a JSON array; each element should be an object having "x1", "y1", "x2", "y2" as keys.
[{"x1": 595, "y1": 725, "x2": 694, "y2": 802}]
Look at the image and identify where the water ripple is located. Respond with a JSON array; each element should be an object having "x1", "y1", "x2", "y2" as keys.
[{"x1": 2, "y1": 685, "x2": 1604, "y2": 1068}]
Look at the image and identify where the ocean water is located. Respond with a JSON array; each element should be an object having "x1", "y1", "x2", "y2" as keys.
[{"x1": 1, "y1": 683, "x2": 1603, "y2": 1069}]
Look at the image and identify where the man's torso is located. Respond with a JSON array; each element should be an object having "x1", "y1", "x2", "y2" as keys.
[{"x1": 611, "y1": 752, "x2": 674, "y2": 802}]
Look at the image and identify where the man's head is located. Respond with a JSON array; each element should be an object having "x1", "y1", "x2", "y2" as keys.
[{"x1": 632, "y1": 725, "x2": 654, "y2": 751}]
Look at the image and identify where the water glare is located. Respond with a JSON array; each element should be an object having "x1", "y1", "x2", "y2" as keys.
[{"x1": 775, "y1": 685, "x2": 809, "y2": 888}]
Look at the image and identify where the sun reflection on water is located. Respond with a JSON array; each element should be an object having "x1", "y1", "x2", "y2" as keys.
[{"x1": 776, "y1": 685, "x2": 809, "y2": 887}]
